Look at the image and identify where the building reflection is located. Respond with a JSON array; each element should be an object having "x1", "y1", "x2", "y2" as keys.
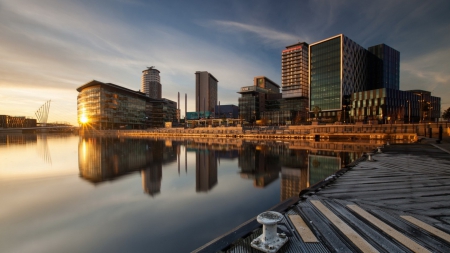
[
  {"x1": 235, "y1": 141, "x2": 366, "y2": 201},
  {"x1": 0, "y1": 134, "x2": 37, "y2": 146},
  {"x1": 238, "y1": 143, "x2": 281, "y2": 188},
  {"x1": 78, "y1": 137, "x2": 176, "y2": 196},
  {"x1": 195, "y1": 149, "x2": 218, "y2": 192},
  {"x1": 185, "y1": 142, "x2": 219, "y2": 192},
  {"x1": 78, "y1": 136, "x2": 370, "y2": 200},
  {"x1": 0, "y1": 133, "x2": 54, "y2": 164}
]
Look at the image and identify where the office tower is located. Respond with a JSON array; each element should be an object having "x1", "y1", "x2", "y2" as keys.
[
  {"x1": 195, "y1": 71, "x2": 218, "y2": 112},
  {"x1": 141, "y1": 66, "x2": 161, "y2": 99},
  {"x1": 281, "y1": 42, "x2": 309, "y2": 98},
  {"x1": 368, "y1": 44, "x2": 400, "y2": 90},
  {"x1": 309, "y1": 34, "x2": 367, "y2": 119}
]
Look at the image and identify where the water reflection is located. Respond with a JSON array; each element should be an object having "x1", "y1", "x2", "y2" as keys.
[
  {"x1": 78, "y1": 137, "x2": 177, "y2": 197},
  {"x1": 0, "y1": 134, "x2": 37, "y2": 145},
  {"x1": 37, "y1": 135, "x2": 52, "y2": 164},
  {"x1": 78, "y1": 137, "x2": 375, "y2": 201}
]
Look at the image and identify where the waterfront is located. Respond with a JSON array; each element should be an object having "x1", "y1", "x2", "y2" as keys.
[{"x1": 0, "y1": 133, "x2": 384, "y2": 252}]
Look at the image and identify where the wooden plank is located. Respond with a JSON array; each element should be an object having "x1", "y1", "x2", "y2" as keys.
[
  {"x1": 299, "y1": 205, "x2": 354, "y2": 252},
  {"x1": 310, "y1": 200, "x2": 379, "y2": 253},
  {"x1": 401, "y1": 215, "x2": 450, "y2": 243},
  {"x1": 347, "y1": 204, "x2": 431, "y2": 253},
  {"x1": 288, "y1": 214, "x2": 318, "y2": 243}
]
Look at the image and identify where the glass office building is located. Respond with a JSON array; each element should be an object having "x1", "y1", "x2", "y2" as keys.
[
  {"x1": 77, "y1": 80, "x2": 179, "y2": 129},
  {"x1": 309, "y1": 34, "x2": 367, "y2": 121},
  {"x1": 77, "y1": 80, "x2": 148, "y2": 129},
  {"x1": 350, "y1": 88, "x2": 441, "y2": 123},
  {"x1": 368, "y1": 44, "x2": 400, "y2": 90}
]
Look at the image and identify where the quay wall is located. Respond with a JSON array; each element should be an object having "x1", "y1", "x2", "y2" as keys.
[{"x1": 77, "y1": 123, "x2": 450, "y2": 141}]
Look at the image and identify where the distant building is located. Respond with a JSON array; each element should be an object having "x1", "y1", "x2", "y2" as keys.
[
  {"x1": 146, "y1": 98, "x2": 178, "y2": 128},
  {"x1": 238, "y1": 86, "x2": 281, "y2": 124},
  {"x1": 195, "y1": 71, "x2": 218, "y2": 113},
  {"x1": 0, "y1": 115, "x2": 36, "y2": 128},
  {"x1": 142, "y1": 67, "x2": 161, "y2": 99},
  {"x1": 281, "y1": 42, "x2": 309, "y2": 99},
  {"x1": 215, "y1": 104, "x2": 239, "y2": 119},
  {"x1": 238, "y1": 77, "x2": 281, "y2": 124}
]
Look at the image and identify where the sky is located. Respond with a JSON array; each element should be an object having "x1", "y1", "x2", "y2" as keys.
[{"x1": 1, "y1": 0, "x2": 449, "y2": 125}]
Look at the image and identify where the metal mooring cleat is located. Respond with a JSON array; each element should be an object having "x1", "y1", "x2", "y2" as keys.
[
  {"x1": 377, "y1": 147, "x2": 383, "y2": 153},
  {"x1": 251, "y1": 211, "x2": 288, "y2": 253},
  {"x1": 367, "y1": 153, "x2": 375, "y2": 161}
]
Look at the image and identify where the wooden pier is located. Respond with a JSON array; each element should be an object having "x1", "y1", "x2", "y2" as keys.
[{"x1": 194, "y1": 140, "x2": 450, "y2": 253}]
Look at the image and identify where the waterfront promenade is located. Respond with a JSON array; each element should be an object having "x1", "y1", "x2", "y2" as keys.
[
  {"x1": 80, "y1": 123, "x2": 449, "y2": 141},
  {"x1": 195, "y1": 138, "x2": 450, "y2": 252}
]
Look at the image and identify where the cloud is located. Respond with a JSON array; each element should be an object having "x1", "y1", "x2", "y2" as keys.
[
  {"x1": 401, "y1": 47, "x2": 450, "y2": 109},
  {"x1": 0, "y1": 0, "x2": 280, "y2": 124},
  {"x1": 205, "y1": 20, "x2": 305, "y2": 47}
]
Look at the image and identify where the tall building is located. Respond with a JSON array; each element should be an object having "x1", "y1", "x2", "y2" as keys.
[
  {"x1": 309, "y1": 34, "x2": 367, "y2": 120},
  {"x1": 281, "y1": 42, "x2": 309, "y2": 98},
  {"x1": 195, "y1": 71, "x2": 218, "y2": 113},
  {"x1": 142, "y1": 67, "x2": 161, "y2": 99},
  {"x1": 368, "y1": 44, "x2": 400, "y2": 90}
]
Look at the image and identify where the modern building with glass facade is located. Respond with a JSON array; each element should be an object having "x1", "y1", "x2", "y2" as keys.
[
  {"x1": 309, "y1": 34, "x2": 368, "y2": 121},
  {"x1": 238, "y1": 86, "x2": 269, "y2": 123},
  {"x1": 141, "y1": 66, "x2": 162, "y2": 99},
  {"x1": 281, "y1": 42, "x2": 309, "y2": 99},
  {"x1": 350, "y1": 88, "x2": 441, "y2": 123},
  {"x1": 77, "y1": 80, "x2": 148, "y2": 129},
  {"x1": 195, "y1": 71, "x2": 218, "y2": 113},
  {"x1": 368, "y1": 44, "x2": 400, "y2": 90},
  {"x1": 77, "y1": 80, "x2": 178, "y2": 129}
]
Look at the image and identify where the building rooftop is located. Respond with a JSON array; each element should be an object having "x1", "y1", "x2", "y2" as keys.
[{"x1": 195, "y1": 71, "x2": 219, "y2": 82}]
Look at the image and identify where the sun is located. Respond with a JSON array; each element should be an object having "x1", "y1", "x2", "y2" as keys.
[{"x1": 80, "y1": 115, "x2": 88, "y2": 124}]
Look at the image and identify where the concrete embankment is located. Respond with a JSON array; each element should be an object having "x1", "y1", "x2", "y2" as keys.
[{"x1": 77, "y1": 123, "x2": 450, "y2": 141}]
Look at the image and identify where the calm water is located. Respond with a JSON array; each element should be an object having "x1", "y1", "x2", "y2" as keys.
[{"x1": 0, "y1": 133, "x2": 377, "y2": 253}]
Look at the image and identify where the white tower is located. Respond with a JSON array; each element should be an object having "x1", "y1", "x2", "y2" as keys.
[{"x1": 141, "y1": 66, "x2": 161, "y2": 99}]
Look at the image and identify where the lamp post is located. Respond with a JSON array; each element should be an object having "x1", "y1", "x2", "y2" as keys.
[
  {"x1": 418, "y1": 93, "x2": 424, "y2": 123},
  {"x1": 406, "y1": 100, "x2": 411, "y2": 124},
  {"x1": 343, "y1": 105, "x2": 347, "y2": 123},
  {"x1": 428, "y1": 102, "x2": 433, "y2": 123}
]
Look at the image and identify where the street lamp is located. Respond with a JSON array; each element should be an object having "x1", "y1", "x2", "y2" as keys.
[
  {"x1": 406, "y1": 100, "x2": 411, "y2": 124},
  {"x1": 427, "y1": 102, "x2": 433, "y2": 122},
  {"x1": 343, "y1": 105, "x2": 347, "y2": 123},
  {"x1": 418, "y1": 93, "x2": 425, "y2": 123}
]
